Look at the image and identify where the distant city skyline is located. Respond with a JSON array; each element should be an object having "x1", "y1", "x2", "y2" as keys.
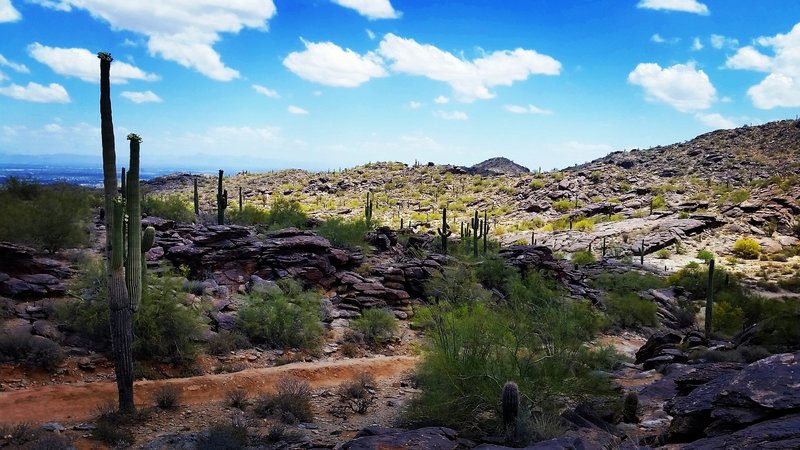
[{"x1": 1, "y1": 0, "x2": 799, "y2": 171}]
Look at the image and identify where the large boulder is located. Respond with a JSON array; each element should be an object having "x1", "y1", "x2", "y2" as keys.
[{"x1": 341, "y1": 427, "x2": 459, "y2": 450}]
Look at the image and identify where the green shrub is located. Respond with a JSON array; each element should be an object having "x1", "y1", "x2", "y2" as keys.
[
  {"x1": 226, "y1": 388, "x2": 248, "y2": 409},
  {"x1": 237, "y1": 282, "x2": 323, "y2": 350},
  {"x1": 714, "y1": 302, "x2": 746, "y2": 336},
  {"x1": 0, "y1": 333, "x2": 64, "y2": 370},
  {"x1": 254, "y1": 376, "x2": 313, "y2": 424},
  {"x1": 0, "y1": 181, "x2": 91, "y2": 253},
  {"x1": 571, "y1": 250, "x2": 596, "y2": 265},
  {"x1": 406, "y1": 268, "x2": 616, "y2": 435},
  {"x1": 133, "y1": 274, "x2": 205, "y2": 363},
  {"x1": 697, "y1": 249, "x2": 714, "y2": 262},
  {"x1": 265, "y1": 195, "x2": 308, "y2": 230},
  {"x1": 656, "y1": 248, "x2": 672, "y2": 259},
  {"x1": 729, "y1": 189, "x2": 751, "y2": 204},
  {"x1": 605, "y1": 293, "x2": 658, "y2": 328},
  {"x1": 228, "y1": 204, "x2": 269, "y2": 225},
  {"x1": 56, "y1": 256, "x2": 111, "y2": 350},
  {"x1": 592, "y1": 271, "x2": 664, "y2": 293},
  {"x1": 651, "y1": 195, "x2": 666, "y2": 210},
  {"x1": 142, "y1": 194, "x2": 194, "y2": 222},
  {"x1": 552, "y1": 199, "x2": 574, "y2": 212},
  {"x1": 529, "y1": 179, "x2": 545, "y2": 190},
  {"x1": 475, "y1": 255, "x2": 516, "y2": 291},
  {"x1": 207, "y1": 330, "x2": 251, "y2": 355},
  {"x1": 352, "y1": 309, "x2": 398, "y2": 347},
  {"x1": 201, "y1": 421, "x2": 249, "y2": 449},
  {"x1": 424, "y1": 264, "x2": 492, "y2": 306},
  {"x1": 732, "y1": 238, "x2": 760, "y2": 259},
  {"x1": 317, "y1": 218, "x2": 371, "y2": 249}
]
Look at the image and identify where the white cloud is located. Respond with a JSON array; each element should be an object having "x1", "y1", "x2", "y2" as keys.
[
  {"x1": 378, "y1": 33, "x2": 561, "y2": 102},
  {"x1": 408, "y1": 101, "x2": 421, "y2": 109},
  {"x1": 0, "y1": 54, "x2": 29, "y2": 73},
  {"x1": 434, "y1": 110, "x2": 468, "y2": 120},
  {"x1": 725, "y1": 46, "x2": 772, "y2": 72},
  {"x1": 748, "y1": 74, "x2": 800, "y2": 109},
  {"x1": 28, "y1": 43, "x2": 158, "y2": 84},
  {"x1": 710, "y1": 34, "x2": 738, "y2": 50},
  {"x1": 0, "y1": 71, "x2": 7, "y2": 82},
  {"x1": 728, "y1": 23, "x2": 800, "y2": 109},
  {"x1": 637, "y1": 0, "x2": 709, "y2": 15},
  {"x1": 695, "y1": 112, "x2": 737, "y2": 129},
  {"x1": 691, "y1": 37, "x2": 703, "y2": 51},
  {"x1": 651, "y1": 34, "x2": 679, "y2": 45},
  {"x1": 504, "y1": 104, "x2": 553, "y2": 115},
  {"x1": 28, "y1": 0, "x2": 276, "y2": 81},
  {"x1": 628, "y1": 62, "x2": 716, "y2": 112},
  {"x1": 284, "y1": 39, "x2": 387, "y2": 87},
  {"x1": 252, "y1": 84, "x2": 279, "y2": 98},
  {"x1": 0, "y1": 0, "x2": 21, "y2": 22},
  {"x1": 0, "y1": 81, "x2": 70, "y2": 103},
  {"x1": 288, "y1": 105, "x2": 309, "y2": 115},
  {"x1": 366, "y1": 29, "x2": 376, "y2": 40},
  {"x1": 332, "y1": 0, "x2": 400, "y2": 19},
  {"x1": 434, "y1": 95, "x2": 449, "y2": 104},
  {"x1": 120, "y1": 90, "x2": 162, "y2": 103}
]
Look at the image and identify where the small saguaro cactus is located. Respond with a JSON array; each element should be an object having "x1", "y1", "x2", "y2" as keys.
[
  {"x1": 365, "y1": 191, "x2": 373, "y2": 227},
  {"x1": 238, "y1": 186, "x2": 243, "y2": 212},
  {"x1": 705, "y1": 258, "x2": 715, "y2": 339},
  {"x1": 217, "y1": 169, "x2": 227, "y2": 225},
  {"x1": 193, "y1": 177, "x2": 199, "y2": 216},
  {"x1": 602, "y1": 236, "x2": 607, "y2": 257},
  {"x1": 437, "y1": 207, "x2": 452, "y2": 255},
  {"x1": 641, "y1": 238, "x2": 646, "y2": 265},
  {"x1": 502, "y1": 381, "x2": 520, "y2": 434},
  {"x1": 470, "y1": 210, "x2": 484, "y2": 258},
  {"x1": 482, "y1": 211, "x2": 489, "y2": 254},
  {"x1": 400, "y1": 218, "x2": 404, "y2": 230}
]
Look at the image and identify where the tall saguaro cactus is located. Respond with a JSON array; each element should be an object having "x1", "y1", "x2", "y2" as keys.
[
  {"x1": 437, "y1": 207, "x2": 452, "y2": 255},
  {"x1": 471, "y1": 210, "x2": 484, "y2": 258},
  {"x1": 99, "y1": 53, "x2": 154, "y2": 413},
  {"x1": 364, "y1": 191, "x2": 373, "y2": 227},
  {"x1": 705, "y1": 259, "x2": 715, "y2": 339},
  {"x1": 217, "y1": 169, "x2": 227, "y2": 225},
  {"x1": 193, "y1": 177, "x2": 199, "y2": 216}
]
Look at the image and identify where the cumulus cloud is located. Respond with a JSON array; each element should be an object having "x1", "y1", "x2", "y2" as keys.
[
  {"x1": 28, "y1": 43, "x2": 158, "y2": 84},
  {"x1": 637, "y1": 0, "x2": 709, "y2": 15},
  {"x1": 288, "y1": 105, "x2": 309, "y2": 115},
  {"x1": 28, "y1": 0, "x2": 276, "y2": 81},
  {"x1": 504, "y1": 104, "x2": 553, "y2": 115},
  {"x1": 710, "y1": 34, "x2": 739, "y2": 50},
  {"x1": 284, "y1": 39, "x2": 387, "y2": 87},
  {"x1": 727, "y1": 23, "x2": 800, "y2": 108},
  {"x1": 628, "y1": 62, "x2": 716, "y2": 112},
  {"x1": 0, "y1": 81, "x2": 70, "y2": 103},
  {"x1": 0, "y1": 0, "x2": 21, "y2": 22},
  {"x1": 434, "y1": 95, "x2": 449, "y2": 104},
  {"x1": 332, "y1": 0, "x2": 400, "y2": 19},
  {"x1": 434, "y1": 110, "x2": 468, "y2": 120},
  {"x1": 0, "y1": 71, "x2": 7, "y2": 82},
  {"x1": 695, "y1": 112, "x2": 737, "y2": 129},
  {"x1": 252, "y1": 84, "x2": 279, "y2": 98},
  {"x1": 0, "y1": 54, "x2": 29, "y2": 73},
  {"x1": 121, "y1": 90, "x2": 162, "y2": 103},
  {"x1": 725, "y1": 46, "x2": 772, "y2": 72},
  {"x1": 651, "y1": 34, "x2": 679, "y2": 45},
  {"x1": 378, "y1": 33, "x2": 561, "y2": 102},
  {"x1": 691, "y1": 37, "x2": 703, "y2": 51}
]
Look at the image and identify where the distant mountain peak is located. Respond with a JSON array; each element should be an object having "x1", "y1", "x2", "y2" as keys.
[{"x1": 469, "y1": 157, "x2": 530, "y2": 176}]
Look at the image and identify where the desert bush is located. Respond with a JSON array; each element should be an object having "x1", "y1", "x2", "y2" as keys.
[
  {"x1": 605, "y1": 293, "x2": 658, "y2": 328},
  {"x1": 424, "y1": 264, "x2": 492, "y2": 306},
  {"x1": 0, "y1": 333, "x2": 63, "y2": 370},
  {"x1": 338, "y1": 372, "x2": 376, "y2": 414},
  {"x1": 475, "y1": 255, "x2": 516, "y2": 291},
  {"x1": 352, "y1": 309, "x2": 398, "y2": 347},
  {"x1": 207, "y1": 330, "x2": 251, "y2": 355},
  {"x1": 778, "y1": 272, "x2": 800, "y2": 293},
  {"x1": 691, "y1": 345, "x2": 771, "y2": 364},
  {"x1": 254, "y1": 376, "x2": 313, "y2": 424},
  {"x1": 226, "y1": 388, "x2": 249, "y2": 409},
  {"x1": 571, "y1": 250, "x2": 595, "y2": 265},
  {"x1": 56, "y1": 255, "x2": 111, "y2": 350},
  {"x1": 0, "y1": 423, "x2": 40, "y2": 448},
  {"x1": 656, "y1": 248, "x2": 672, "y2": 259},
  {"x1": 714, "y1": 302, "x2": 746, "y2": 336},
  {"x1": 142, "y1": 193, "x2": 194, "y2": 222},
  {"x1": 201, "y1": 420, "x2": 249, "y2": 449},
  {"x1": 229, "y1": 204, "x2": 270, "y2": 226},
  {"x1": 696, "y1": 249, "x2": 714, "y2": 262},
  {"x1": 28, "y1": 434, "x2": 74, "y2": 450},
  {"x1": 650, "y1": 195, "x2": 666, "y2": 210},
  {"x1": 133, "y1": 274, "x2": 205, "y2": 363},
  {"x1": 552, "y1": 199, "x2": 574, "y2": 212},
  {"x1": 405, "y1": 267, "x2": 616, "y2": 436},
  {"x1": 153, "y1": 384, "x2": 182, "y2": 409},
  {"x1": 317, "y1": 218, "x2": 371, "y2": 249},
  {"x1": 0, "y1": 180, "x2": 90, "y2": 253},
  {"x1": 265, "y1": 195, "x2": 308, "y2": 230},
  {"x1": 237, "y1": 282, "x2": 323, "y2": 350},
  {"x1": 732, "y1": 238, "x2": 760, "y2": 259}
]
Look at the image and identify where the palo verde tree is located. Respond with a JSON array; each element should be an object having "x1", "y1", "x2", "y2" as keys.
[{"x1": 99, "y1": 52, "x2": 155, "y2": 413}]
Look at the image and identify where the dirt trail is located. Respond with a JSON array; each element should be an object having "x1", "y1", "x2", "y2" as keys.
[{"x1": 0, "y1": 355, "x2": 417, "y2": 424}]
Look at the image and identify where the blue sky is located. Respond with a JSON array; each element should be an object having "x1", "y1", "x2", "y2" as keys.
[{"x1": 1, "y1": 0, "x2": 799, "y2": 171}]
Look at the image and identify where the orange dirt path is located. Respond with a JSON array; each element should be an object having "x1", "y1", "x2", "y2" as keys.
[{"x1": 0, "y1": 356, "x2": 418, "y2": 424}]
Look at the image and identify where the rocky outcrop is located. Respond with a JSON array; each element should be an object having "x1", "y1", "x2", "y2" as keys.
[
  {"x1": 0, "y1": 242, "x2": 70, "y2": 298},
  {"x1": 342, "y1": 426, "x2": 459, "y2": 450}
]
